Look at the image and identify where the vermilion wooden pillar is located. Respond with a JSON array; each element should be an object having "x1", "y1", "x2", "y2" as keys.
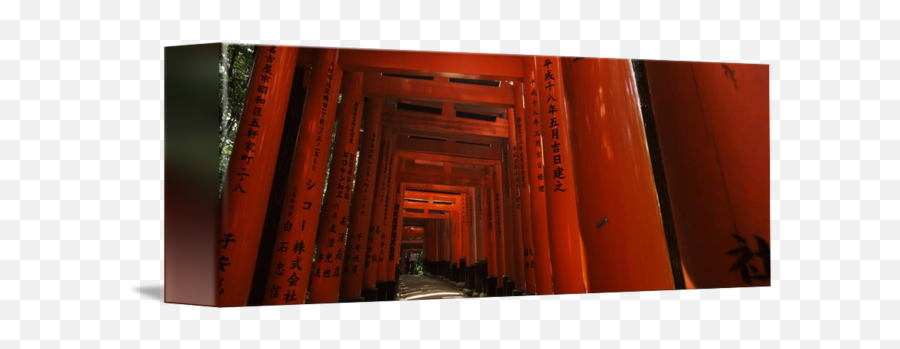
[
  {"x1": 561, "y1": 58, "x2": 676, "y2": 293},
  {"x1": 473, "y1": 187, "x2": 488, "y2": 296},
  {"x1": 505, "y1": 107, "x2": 527, "y2": 294},
  {"x1": 339, "y1": 96, "x2": 385, "y2": 302},
  {"x1": 429, "y1": 219, "x2": 438, "y2": 271},
  {"x1": 483, "y1": 187, "x2": 497, "y2": 278},
  {"x1": 437, "y1": 219, "x2": 450, "y2": 262},
  {"x1": 378, "y1": 182, "x2": 404, "y2": 301},
  {"x1": 459, "y1": 192, "x2": 470, "y2": 269},
  {"x1": 377, "y1": 166, "x2": 401, "y2": 283},
  {"x1": 451, "y1": 211, "x2": 459, "y2": 272},
  {"x1": 263, "y1": 49, "x2": 342, "y2": 305},
  {"x1": 511, "y1": 83, "x2": 538, "y2": 295},
  {"x1": 521, "y1": 57, "x2": 555, "y2": 295},
  {"x1": 445, "y1": 218, "x2": 453, "y2": 273},
  {"x1": 307, "y1": 71, "x2": 366, "y2": 304},
  {"x1": 471, "y1": 191, "x2": 477, "y2": 259},
  {"x1": 643, "y1": 61, "x2": 770, "y2": 289},
  {"x1": 424, "y1": 220, "x2": 433, "y2": 270},
  {"x1": 374, "y1": 139, "x2": 400, "y2": 302},
  {"x1": 363, "y1": 128, "x2": 394, "y2": 298},
  {"x1": 492, "y1": 164, "x2": 510, "y2": 295},
  {"x1": 473, "y1": 188, "x2": 483, "y2": 262},
  {"x1": 218, "y1": 46, "x2": 299, "y2": 306},
  {"x1": 536, "y1": 56, "x2": 586, "y2": 295},
  {"x1": 385, "y1": 184, "x2": 405, "y2": 281}
]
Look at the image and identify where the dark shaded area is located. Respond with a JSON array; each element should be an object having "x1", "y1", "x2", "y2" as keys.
[
  {"x1": 135, "y1": 284, "x2": 165, "y2": 301},
  {"x1": 455, "y1": 111, "x2": 496, "y2": 122},
  {"x1": 408, "y1": 135, "x2": 448, "y2": 142},
  {"x1": 397, "y1": 102, "x2": 442, "y2": 115},
  {"x1": 163, "y1": 43, "x2": 221, "y2": 306},
  {"x1": 631, "y1": 59, "x2": 686, "y2": 290},
  {"x1": 382, "y1": 73, "x2": 434, "y2": 81},
  {"x1": 449, "y1": 77, "x2": 501, "y2": 87}
]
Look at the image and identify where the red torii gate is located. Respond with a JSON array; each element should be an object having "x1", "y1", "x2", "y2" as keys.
[{"x1": 216, "y1": 46, "x2": 766, "y2": 306}]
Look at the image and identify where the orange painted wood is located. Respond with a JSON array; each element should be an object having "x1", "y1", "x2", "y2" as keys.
[
  {"x1": 394, "y1": 132, "x2": 501, "y2": 160},
  {"x1": 363, "y1": 72, "x2": 515, "y2": 107},
  {"x1": 504, "y1": 107, "x2": 527, "y2": 291},
  {"x1": 339, "y1": 49, "x2": 524, "y2": 81},
  {"x1": 536, "y1": 56, "x2": 586, "y2": 294},
  {"x1": 339, "y1": 97, "x2": 385, "y2": 301},
  {"x1": 561, "y1": 58, "x2": 675, "y2": 293},
  {"x1": 644, "y1": 61, "x2": 770, "y2": 289},
  {"x1": 361, "y1": 128, "x2": 390, "y2": 292},
  {"x1": 385, "y1": 184, "x2": 406, "y2": 281},
  {"x1": 383, "y1": 110, "x2": 509, "y2": 138},
  {"x1": 491, "y1": 166, "x2": 508, "y2": 278},
  {"x1": 459, "y1": 192, "x2": 470, "y2": 263},
  {"x1": 218, "y1": 46, "x2": 299, "y2": 306},
  {"x1": 473, "y1": 188, "x2": 485, "y2": 261},
  {"x1": 521, "y1": 57, "x2": 555, "y2": 295},
  {"x1": 377, "y1": 153, "x2": 402, "y2": 282},
  {"x1": 402, "y1": 201, "x2": 461, "y2": 212},
  {"x1": 483, "y1": 187, "x2": 497, "y2": 277},
  {"x1": 263, "y1": 49, "x2": 343, "y2": 305},
  {"x1": 512, "y1": 82, "x2": 538, "y2": 294},
  {"x1": 363, "y1": 128, "x2": 395, "y2": 289},
  {"x1": 307, "y1": 71, "x2": 366, "y2": 304}
]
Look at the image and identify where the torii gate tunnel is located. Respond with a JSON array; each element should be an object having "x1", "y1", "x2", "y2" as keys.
[{"x1": 217, "y1": 46, "x2": 770, "y2": 306}]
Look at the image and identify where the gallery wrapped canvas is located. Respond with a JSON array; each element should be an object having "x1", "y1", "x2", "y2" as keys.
[{"x1": 164, "y1": 43, "x2": 769, "y2": 307}]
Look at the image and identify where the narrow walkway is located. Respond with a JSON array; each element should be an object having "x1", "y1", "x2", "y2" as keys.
[{"x1": 398, "y1": 275, "x2": 466, "y2": 300}]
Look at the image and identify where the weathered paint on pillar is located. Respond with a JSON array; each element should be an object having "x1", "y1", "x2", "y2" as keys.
[
  {"x1": 644, "y1": 61, "x2": 770, "y2": 289},
  {"x1": 505, "y1": 107, "x2": 527, "y2": 292},
  {"x1": 536, "y1": 56, "x2": 586, "y2": 294},
  {"x1": 510, "y1": 85, "x2": 538, "y2": 294},
  {"x1": 521, "y1": 57, "x2": 555, "y2": 295},
  {"x1": 307, "y1": 71, "x2": 366, "y2": 304},
  {"x1": 339, "y1": 97, "x2": 385, "y2": 301},
  {"x1": 218, "y1": 46, "x2": 299, "y2": 306},
  {"x1": 561, "y1": 58, "x2": 676, "y2": 293},
  {"x1": 263, "y1": 49, "x2": 343, "y2": 305}
]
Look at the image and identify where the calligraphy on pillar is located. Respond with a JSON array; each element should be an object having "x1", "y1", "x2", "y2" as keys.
[
  {"x1": 528, "y1": 76, "x2": 546, "y2": 193},
  {"x1": 494, "y1": 190, "x2": 502, "y2": 241},
  {"x1": 231, "y1": 46, "x2": 279, "y2": 195},
  {"x1": 271, "y1": 56, "x2": 336, "y2": 304},
  {"x1": 220, "y1": 45, "x2": 279, "y2": 297},
  {"x1": 348, "y1": 112, "x2": 378, "y2": 275},
  {"x1": 388, "y1": 202, "x2": 400, "y2": 261},
  {"x1": 542, "y1": 58, "x2": 568, "y2": 193}
]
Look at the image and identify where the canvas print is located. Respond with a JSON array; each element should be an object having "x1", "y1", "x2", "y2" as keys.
[{"x1": 165, "y1": 44, "x2": 769, "y2": 307}]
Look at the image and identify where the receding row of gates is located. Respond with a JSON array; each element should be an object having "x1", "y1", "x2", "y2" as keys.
[{"x1": 216, "y1": 46, "x2": 770, "y2": 306}]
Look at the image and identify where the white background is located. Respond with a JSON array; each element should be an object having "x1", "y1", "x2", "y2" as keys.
[{"x1": 2, "y1": 0, "x2": 898, "y2": 347}]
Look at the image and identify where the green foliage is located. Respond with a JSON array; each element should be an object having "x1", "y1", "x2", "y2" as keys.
[{"x1": 218, "y1": 43, "x2": 257, "y2": 195}]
